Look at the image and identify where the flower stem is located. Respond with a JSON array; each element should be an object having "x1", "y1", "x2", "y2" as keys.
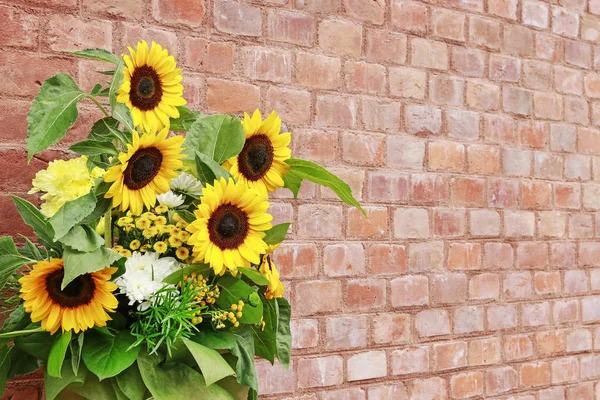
[
  {"x1": 104, "y1": 208, "x2": 112, "y2": 248},
  {"x1": 88, "y1": 95, "x2": 111, "y2": 118}
]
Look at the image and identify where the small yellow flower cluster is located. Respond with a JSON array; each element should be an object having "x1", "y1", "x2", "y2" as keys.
[
  {"x1": 211, "y1": 301, "x2": 244, "y2": 329},
  {"x1": 113, "y1": 207, "x2": 192, "y2": 259}
]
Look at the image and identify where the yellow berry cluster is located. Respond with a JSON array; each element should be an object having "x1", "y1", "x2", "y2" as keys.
[{"x1": 113, "y1": 207, "x2": 193, "y2": 260}]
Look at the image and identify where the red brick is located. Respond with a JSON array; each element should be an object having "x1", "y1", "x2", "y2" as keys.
[
  {"x1": 297, "y1": 205, "x2": 343, "y2": 239},
  {"x1": 486, "y1": 366, "x2": 518, "y2": 396},
  {"x1": 346, "y1": 279, "x2": 386, "y2": 311},
  {"x1": 469, "y1": 273, "x2": 500, "y2": 300},
  {"x1": 566, "y1": 328, "x2": 592, "y2": 352},
  {"x1": 46, "y1": 15, "x2": 112, "y2": 52},
  {"x1": 523, "y1": 181, "x2": 552, "y2": 209},
  {"x1": 469, "y1": 16, "x2": 501, "y2": 50},
  {"x1": 367, "y1": 172, "x2": 408, "y2": 203},
  {"x1": 551, "y1": 242, "x2": 576, "y2": 268},
  {"x1": 266, "y1": 87, "x2": 311, "y2": 125},
  {"x1": 345, "y1": 62, "x2": 386, "y2": 94},
  {"x1": 578, "y1": 127, "x2": 600, "y2": 154},
  {"x1": 318, "y1": 19, "x2": 362, "y2": 57},
  {"x1": 394, "y1": 208, "x2": 430, "y2": 239},
  {"x1": 503, "y1": 87, "x2": 532, "y2": 116},
  {"x1": 504, "y1": 271, "x2": 533, "y2": 299},
  {"x1": 83, "y1": 0, "x2": 143, "y2": 15},
  {"x1": 369, "y1": 244, "x2": 407, "y2": 275},
  {"x1": 387, "y1": 137, "x2": 425, "y2": 169},
  {"x1": 368, "y1": 385, "x2": 408, "y2": 400},
  {"x1": 516, "y1": 242, "x2": 549, "y2": 268},
  {"x1": 470, "y1": 210, "x2": 501, "y2": 237},
  {"x1": 295, "y1": 0, "x2": 340, "y2": 12},
  {"x1": 566, "y1": 383, "x2": 595, "y2": 400},
  {"x1": 466, "y1": 81, "x2": 500, "y2": 111},
  {"x1": 297, "y1": 356, "x2": 343, "y2": 388},
  {"x1": 294, "y1": 280, "x2": 342, "y2": 316},
  {"x1": 522, "y1": 301, "x2": 551, "y2": 327},
  {"x1": 316, "y1": 95, "x2": 357, "y2": 128},
  {"x1": 344, "y1": 0, "x2": 384, "y2": 25},
  {"x1": 552, "y1": 6, "x2": 580, "y2": 38},
  {"x1": 347, "y1": 351, "x2": 386, "y2": 382},
  {"x1": 391, "y1": 0, "x2": 428, "y2": 34},
  {"x1": 206, "y1": 79, "x2": 259, "y2": 114},
  {"x1": 214, "y1": 0, "x2": 261, "y2": 36},
  {"x1": 430, "y1": 75, "x2": 464, "y2": 106},
  {"x1": 468, "y1": 144, "x2": 500, "y2": 174},
  {"x1": 520, "y1": 362, "x2": 550, "y2": 387},
  {"x1": 296, "y1": 52, "x2": 341, "y2": 89},
  {"x1": 366, "y1": 30, "x2": 407, "y2": 64},
  {"x1": 565, "y1": 154, "x2": 591, "y2": 181},
  {"x1": 503, "y1": 148, "x2": 532, "y2": 177},
  {"x1": 537, "y1": 33, "x2": 562, "y2": 62},
  {"x1": 569, "y1": 214, "x2": 594, "y2": 238},
  {"x1": 452, "y1": 47, "x2": 485, "y2": 77},
  {"x1": 489, "y1": 0, "x2": 517, "y2": 20},
  {"x1": 554, "y1": 299, "x2": 579, "y2": 324},
  {"x1": 431, "y1": 273, "x2": 468, "y2": 305},
  {"x1": 484, "y1": 114, "x2": 517, "y2": 143},
  {"x1": 538, "y1": 211, "x2": 567, "y2": 238},
  {"x1": 243, "y1": 47, "x2": 292, "y2": 83},
  {"x1": 255, "y1": 359, "x2": 295, "y2": 395},
  {"x1": 554, "y1": 183, "x2": 581, "y2": 209},
  {"x1": 565, "y1": 97, "x2": 587, "y2": 128},
  {"x1": 153, "y1": 0, "x2": 205, "y2": 27},
  {"x1": 0, "y1": 99, "x2": 29, "y2": 142},
  {"x1": 565, "y1": 40, "x2": 591, "y2": 69},
  {"x1": 362, "y1": 98, "x2": 401, "y2": 133},
  {"x1": 433, "y1": 208, "x2": 465, "y2": 237},
  {"x1": 504, "y1": 334, "x2": 533, "y2": 361},
  {"x1": 503, "y1": 25, "x2": 534, "y2": 57},
  {"x1": 523, "y1": 0, "x2": 549, "y2": 28},
  {"x1": 324, "y1": 244, "x2": 365, "y2": 277},
  {"x1": 428, "y1": 141, "x2": 465, "y2": 172},
  {"x1": 432, "y1": 8, "x2": 466, "y2": 42},
  {"x1": 273, "y1": 244, "x2": 318, "y2": 279},
  {"x1": 582, "y1": 296, "x2": 600, "y2": 322},
  {"x1": 372, "y1": 313, "x2": 410, "y2": 345},
  {"x1": 408, "y1": 242, "x2": 445, "y2": 272},
  {"x1": 389, "y1": 67, "x2": 427, "y2": 99},
  {"x1": 293, "y1": 130, "x2": 338, "y2": 163},
  {"x1": 0, "y1": 5, "x2": 39, "y2": 48},
  {"x1": 391, "y1": 346, "x2": 429, "y2": 375},
  {"x1": 432, "y1": 341, "x2": 467, "y2": 371},
  {"x1": 415, "y1": 309, "x2": 451, "y2": 337},
  {"x1": 487, "y1": 305, "x2": 518, "y2": 330},
  {"x1": 536, "y1": 330, "x2": 566, "y2": 356},
  {"x1": 347, "y1": 207, "x2": 387, "y2": 239},
  {"x1": 325, "y1": 316, "x2": 367, "y2": 350},
  {"x1": 122, "y1": 23, "x2": 178, "y2": 54},
  {"x1": 268, "y1": 10, "x2": 315, "y2": 46},
  {"x1": 405, "y1": 106, "x2": 442, "y2": 136},
  {"x1": 451, "y1": 177, "x2": 484, "y2": 206},
  {"x1": 488, "y1": 179, "x2": 519, "y2": 208},
  {"x1": 411, "y1": 38, "x2": 449, "y2": 71},
  {"x1": 451, "y1": 372, "x2": 483, "y2": 399},
  {"x1": 483, "y1": 243, "x2": 514, "y2": 269},
  {"x1": 454, "y1": 305, "x2": 484, "y2": 334},
  {"x1": 469, "y1": 338, "x2": 501, "y2": 366}
]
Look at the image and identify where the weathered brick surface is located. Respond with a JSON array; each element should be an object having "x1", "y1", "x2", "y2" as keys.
[{"x1": 3, "y1": 0, "x2": 600, "y2": 399}]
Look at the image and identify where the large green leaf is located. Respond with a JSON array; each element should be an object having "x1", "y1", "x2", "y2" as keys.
[
  {"x1": 89, "y1": 117, "x2": 129, "y2": 144},
  {"x1": 113, "y1": 103, "x2": 134, "y2": 133},
  {"x1": 162, "y1": 264, "x2": 210, "y2": 285},
  {"x1": 11, "y1": 195, "x2": 58, "y2": 249},
  {"x1": 0, "y1": 237, "x2": 19, "y2": 256},
  {"x1": 109, "y1": 60, "x2": 124, "y2": 111},
  {"x1": 82, "y1": 331, "x2": 140, "y2": 381},
  {"x1": 7, "y1": 349, "x2": 39, "y2": 380},
  {"x1": 80, "y1": 197, "x2": 111, "y2": 226},
  {"x1": 182, "y1": 338, "x2": 235, "y2": 386},
  {"x1": 15, "y1": 330, "x2": 53, "y2": 360},
  {"x1": 44, "y1": 362, "x2": 87, "y2": 400},
  {"x1": 186, "y1": 115, "x2": 245, "y2": 163},
  {"x1": 50, "y1": 192, "x2": 97, "y2": 240},
  {"x1": 194, "y1": 151, "x2": 230, "y2": 185},
  {"x1": 216, "y1": 376, "x2": 250, "y2": 400},
  {"x1": 238, "y1": 267, "x2": 269, "y2": 286},
  {"x1": 70, "y1": 333, "x2": 85, "y2": 376},
  {"x1": 70, "y1": 140, "x2": 118, "y2": 157},
  {"x1": 282, "y1": 169, "x2": 303, "y2": 198},
  {"x1": 48, "y1": 331, "x2": 72, "y2": 378},
  {"x1": 286, "y1": 158, "x2": 365, "y2": 214},
  {"x1": 263, "y1": 223, "x2": 291, "y2": 245},
  {"x1": 216, "y1": 276, "x2": 263, "y2": 324},
  {"x1": 115, "y1": 364, "x2": 146, "y2": 400},
  {"x1": 19, "y1": 235, "x2": 45, "y2": 260},
  {"x1": 192, "y1": 331, "x2": 236, "y2": 351},
  {"x1": 62, "y1": 247, "x2": 122, "y2": 289},
  {"x1": 170, "y1": 106, "x2": 201, "y2": 132},
  {"x1": 275, "y1": 297, "x2": 291, "y2": 368},
  {"x1": 0, "y1": 327, "x2": 44, "y2": 340},
  {"x1": 1, "y1": 305, "x2": 28, "y2": 333},
  {"x1": 26, "y1": 73, "x2": 86, "y2": 161},
  {"x1": 251, "y1": 298, "x2": 277, "y2": 363},
  {"x1": 60, "y1": 225, "x2": 105, "y2": 253},
  {"x1": 0, "y1": 345, "x2": 12, "y2": 398},
  {"x1": 67, "y1": 49, "x2": 120, "y2": 64},
  {"x1": 231, "y1": 329, "x2": 257, "y2": 391},
  {"x1": 137, "y1": 351, "x2": 234, "y2": 400},
  {"x1": 67, "y1": 372, "x2": 118, "y2": 400},
  {"x1": 0, "y1": 254, "x2": 32, "y2": 291}
]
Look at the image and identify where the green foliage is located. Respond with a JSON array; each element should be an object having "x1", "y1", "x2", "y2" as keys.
[
  {"x1": 62, "y1": 246, "x2": 122, "y2": 289},
  {"x1": 15, "y1": 330, "x2": 52, "y2": 360},
  {"x1": 251, "y1": 298, "x2": 277, "y2": 363},
  {"x1": 44, "y1": 361, "x2": 87, "y2": 400},
  {"x1": 60, "y1": 225, "x2": 105, "y2": 253},
  {"x1": 0, "y1": 237, "x2": 19, "y2": 256},
  {"x1": 70, "y1": 333, "x2": 85, "y2": 376},
  {"x1": 1, "y1": 306, "x2": 28, "y2": 333},
  {"x1": 50, "y1": 192, "x2": 97, "y2": 240},
  {"x1": 112, "y1": 103, "x2": 134, "y2": 133},
  {"x1": 67, "y1": 372, "x2": 118, "y2": 400},
  {"x1": 89, "y1": 117, "x2": 129, "y2": 144},
  {"x1": 0, "y1": 327, "x2": 44, "y2": 340},
  {"x1": 0, "y1": 345, "x2": 13, "y2": 398},
  {"x1": 70, "y1": 140, "x2": 119, "y2": 157},
  {"x1": 170, "y1": 106, "x2": 201, "y2": 132},
  {"x1": 19, "y1": 236, "x2": 46, "y2": 261},
  {"x1": 11, "y1": 195, "x2": 59, "y2": 250},
  {"x1": 186, "y1": 115, "x2": 245, "y2": 163},
  {"x1": 161, "y1": 263, "x2": 210, "y2": 285},
  {"x1": 237, "y1": 267, "x2": 269, "y2": 286},
  {"x1": 275, "y1": 297, "x2": 291, "y2": 368},
  {"x1": 137, "y1": 351, "x2": 235, "y2": 400},
  {"x1": 231, "y1": 329, "x2": 257, "y2": 391},
  {"x1": 67, "y1": 49, "x2": 120, "y2": 64},
  {"x1": 195, "y1": 151, "x2": 231, "y2": 185},
  {"x1": 285, "y1": 158, "x2": 365, "y2": 215},
  {"x1": 109, "y1": 60, "x2": 124, "y2": 111},
  {"x1": 48, "y1": 331, "x2": 72, "y2": 378},
  {"x1": 263, "y1": 223, "x2": 291, "y2": 245},
  {"x1": 115, "y1": 364, "x2": 146, "y2": 400},
  {"x1": 0, "y1": 255, "x2": 33, "y2": 292},
  {"x1": 26, "y1": 74, "x2": 87, "y2": 162},
  {"x1": 216, "y1": 276, "x2": 263, "y2": 324},
  {"x1": 181, "y1": 338, "x2": 235, "y2": 385},
  {"x1": 81, "y1": 331, "x2": 140, "y2": 381}
]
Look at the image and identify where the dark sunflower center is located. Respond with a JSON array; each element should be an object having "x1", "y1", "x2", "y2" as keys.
[
  {"x1": 45, "y1": 269, "x2": 96, "y2": 308},
  {"x1": 238, "y1": 135, "x2": 274, "y2": 182},
  {"x1": 123, "y1": 147, "x2": 163, "y2": 190},
  {"x1": 208, "y1": 203, "x2": 249, "y2": 250},
  {"x1": 129, "y1": 65, "x2": 163, "y2": 111}
]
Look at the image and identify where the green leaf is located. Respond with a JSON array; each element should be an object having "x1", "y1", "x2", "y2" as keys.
[
  {"x1": 137, "y1": 351, "x2": 235, "y2": 400},
  {"x1": 263, "y1": 223, "x2": 291, "y2": 245},
  {"x1": 89, "y1": 117, "x2": 127, "y2": 143},
  {"x1": 26, "y1": 73, "x2": 86, "y2": 162},
  {"x1": 162, "y1": 264, "x2": 211, "y2": 285},
  {"x1": 50, "y1": 192, "x2": 97, "y2": 240},
  {"x1": 0, "y1": 255, "x2": 32, "y2": 291},
  {"x1": 71, "y1": 333, "x2": 85, "y2": 376},
  {"x1": 62, "y1": 246, "x2": 122, "y2": 289},
  {"x1": 251, "y1": 298, "x2": 277, "y2": 363},
  {"x1": 170, "y1": 106, "x2": 202, "y2": 132},
  {"x1": 15, "y1": 330, "x2": 53, "y2": 360},
  {"x1": 182, "y1": 338, "x2": 235, "y2": 386},
  {"x1": 275, "y1": 297, "x2": 291, "y2": 368},
  {"x1": 1, "y1": 305, "x2": 28, "y2": 333},
  {"x1": 82, "y1": 331, "x2": 140, "y2": 381},
  {"x1": 80, "y1": 197, "x2": 111, "y2": 226},
  {"x1": 186, "y1": 115, "x2": 245, "y2": 163},
  {"x1": 232, "y1": 329, "x2": 257, "y2": 391},
  {"x1": 112, "y1": 103, "x2": 134, "y2": 133},
  {"x1": 109, "y1": 60, "x2": 124, "y2": 111},
  {"x1": 60, "y1": 225, "x2": 105, "y2": 253},
  {"x1": 238, "y1": 267, "x2": 269, "y2": 286},
  {"x1": 216, "y1": 376, "x2": 250, "y2": 400},
  {"x1": 67, "y1": 372, "x2": 118, "y2": 400},
  {"x1": 195, "y1": 151, "x2": 230, "y2": 185},
  {"x1": 192, "y1": 331, "x2": 236, "y2": 351},
  {"x1": 286, "y1": 158, "x2": 365, "y2": 215},
  {"x1": 70, "y1": 140, "x2": 118, "y2": 157},
  {"x1": 0, "y1": 345, "x2": 13, "y2": 398},
  {"x1": 7, "y1": 349, "x2": 40, "y2": 380},
  {"x1": 174, "y1": 210, "x2": 195, "y2": 224},
  {"x1": 0, "y1": 237, "x2": 19, "y2": 256},
  {"x1": 44, "y1": 362, "x2": 87, "y2": 400},
  {"x1": 67, "y1": 49, "x2": 120, "y2": 64},
  {"x1": 90, "y1": 84, "x2": 103, "y2": 96},
  {"x1": 0, "y1": 327, "x2": 44, "y2": 340},
  {"x1": 11, "y1": 195, "x2": 57, "y2": 249},
  {"x1": 248, "y1": 388, "x2": 258, "y2": 400},
  {"x1": 216, "y1": 276, "x2": 263, "y2": 324},
  {"x1": 282, "y1": 169, "x2": 303, "y2": 198},
  {"x1": 19, "y1": 235, "x2": 45, "y2": 261},
  {"x1": 115, "y1": 364, "x2": 146, "y2": 400},
  {"x1": 48, "y1": 331, "x2": 72, "y2": 378}
]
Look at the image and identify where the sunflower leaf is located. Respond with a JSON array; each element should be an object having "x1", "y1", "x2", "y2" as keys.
[
  {"x1": 0, "y1": 345, "x2": 13, "y2": 398},
  {"x1": 50, "y1": 192, "x2": 97, "y2": 241},
  {"x1": 170, "y1": 106, "x2": 201, "y2": 132},
  {"x1": 11, "y1": 195, "x2": 58, "y2": 250},
  {"x1": 282, "y1": 170, "x2": 303, "y2": 198},
  {"x1": 67, "y1": 49, "x2": 120, "y2": 64},
  {"x1": 194, "y1": 151, "x2": 230, "y2": 185},
  {"x1": 60, "y1": 225, "x2": 105, "y2": 253},
  {"x1": 238, "y1": 267, "x2": 269, "y2": 286},
  {"x1": 26, "y1": 73, "x2": 86, "y2": 162},
  {"x1": 82, "y1": 331, "x2": 140, "y2": 381},
  {"x1": 231, "y1": 328, "x2": 257, "y2": 391},
  {"x1": 62, "y1": 246, "x2": 122, "y2": 289},
  {"x1": 187, "y1": 115, "x2": 245, "y2": 164},
  {"x1": 250, "y1": 298, "x2": 277, "y2": 364},
  {"x1": 1, "y1": 305, "x2": 28, "y2": 333},
  {"x1": 70, "y1": 140, "x2": 119, "y2": 157},
  {"x1": 181, "y1": 338, "x2": 235, "y2": 386},
  {"x1": 0, "y1": 237, "x2": 19, "y2": 256},
  {"x1": 112, "y1": 103, "x2": 134, "y2": 134},
  {"x1": 115, "y1": 364, "x2": 145, "y2": 400},
  {"x1": 109, "y1": 60, "x2": 124, "y2": 112},
  {"x1": 275, "y1": 297, "x2": 291, "y2": 368},
  {"x1": 216, "y1": 276, "x2": 263, "y2": 325},
  {"x1": 44, "y1": 360, "x2": 87, "y2": 400},
  {"x1": 162, "y1": 264, "x2": 210, "y2": 285},
  {"x1": 285, "y1": 158, "x2": 365, "y2": 215},
  {"x1": 71, "y1": 333, "x2": 85, "y2": 376},
  {"x1": 263, "y1": 223, "x2": 291, "y2": 245},
  {"x1": 0, "y1": 255, "x2": 33, "y2": 292},
  {"x1": 48, "y1": 331, "x2": 72, "y2": 378}
]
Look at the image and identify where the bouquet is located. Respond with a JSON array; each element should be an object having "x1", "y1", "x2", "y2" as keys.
[{"x1": 0, "y1": 41, "x2": 363, "y2": 400}]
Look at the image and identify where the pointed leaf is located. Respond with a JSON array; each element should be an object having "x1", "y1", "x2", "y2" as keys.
[
  {"x1": 60, "y1": 225, "x2": 105, "y2": 253},
  {"x1": 50, "y1": 192, "x2": 97, "y2": 240},
  {"x1": 263, "y1": 223, "x2": 291, "y2": 245},
  {"x1": 0, "y1": 255, "x2": 32, "y2": 291},
  {"x1": 115, "y1": 364, "x2": 146, "y2": 400},
  {"x1": 231, "y1": 329, "x2": 257, "y2": 390},
  {"x1": 70, "y1": 333, "x2": 85, "y2": 376},
  {"x1": 67, "y1": 49, "x2": 120, "y2": 64},
  {"x1": 0, "y1": 345, "x2": 13, "y2": 398},
  {"x1": 48, "y1": 331, "x2": 72, "y2": 378},
  {"x1": 82, "y1": 331, "x2": 140, "y2": 381},
  {"x1": 275, "y1": 297, "x2": 291, "y2": 368},
  {"x1": 62, "y1": 246, "x2": 122, "y2": 289},
  {"x1": 238, "y1": 267, "x2": 269, "y2": 286},
  {"x1": 44, "y1": 361, "x2": 87, "y2": 400},
  {"x1": 195, "y1": 151, "x2": 230, "y2": 185},
  {"x1": 70, "y1": 140, "x2": 118, "y2": 157},
  {"x1": 109, "y1": 60, "x2": 124, "y2": 111},
  {"x1": 182, "y1": 338, "x2": 235, "y2": 386},
  {"x1": 170, "y1": 106, "x2": 201, "y2": 132},
  {"x1": 186, "y1": 115, "x2": 245, "y2": 163},
  {"x1": 0, "y1": 237, "x2": 19, "y2": 256},
  {"x1": 27, "y1": 73, "x2": 86, "y2": 161},
  {"x1": 11, "y1": 195, "x2": 57, "y2": 249},
  {"x1": 112, "y1": 102, "x2": 134, "y2": 133}
]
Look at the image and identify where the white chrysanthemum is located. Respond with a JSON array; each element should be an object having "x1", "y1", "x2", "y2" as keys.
[
  {"x1": 156, "y1": 190, "x2": 185, "y2": 208},
  {"x1": 170, "y1": 172, "x2": 203, "y2": 197},
  {"x1": 115, "y1": 252, "x2": 179, "y2": 309}
]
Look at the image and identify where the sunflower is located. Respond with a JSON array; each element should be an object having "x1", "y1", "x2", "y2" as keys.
[
  {"x1": 117, "y1": 40, "x2": 186, "y2": 133},
  {"x1": 259, "y1": 255, "x2": 284, "y2": 300},
  {"x1": 186, "y1": 178, "x2": 273, "y2": 275},
  {"x1": 225, "y1": 110, "x2": 291, "y2": 198},
  {"x1": 19, "y1": 259, "x2": 118, "y2": 335},
  {"x1": 103, "y1": 128, "x2": 185, "y2": 215}
]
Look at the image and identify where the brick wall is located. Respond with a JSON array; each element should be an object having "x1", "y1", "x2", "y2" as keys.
[{"x1": 2, "y1": 0, "x2": 600, "y2": 399}]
